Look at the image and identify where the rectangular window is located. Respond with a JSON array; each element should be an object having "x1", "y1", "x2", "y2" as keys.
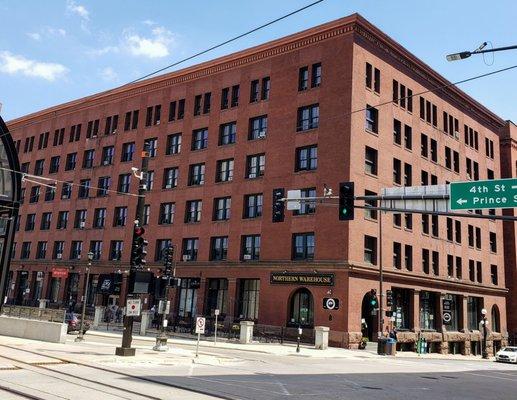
[
  {"x1": 404, "y1": 163, "x2": 412, "y2": 186},
  {"x1": 21, "y1": 242, "x2": 31, "y2": 259},
  {"x1": 40, "y1": 212, "x2": 52, "y2": 230},
  {"x1": 238, "y1": 279, "x2": 260, "y2": 320},
  {"x1": 231, "y1": 85, "x2": 239, "y2": 107},
  {"x1": 249, "y1": 115, "x2": 268, "y2": 139},
  {"x1": 74, "y1": 209, "x2": 87, "y2": 229},
  {"x1": 365, "y1": 106, "x2": 378, "y2": 133},
  {"x1": 219, "y1": 122, "x2": 237, "y2": 145},
  {"x1": 294, "y1": 188, "x2": 316, "y2": 216},
  {"x1": 61, "y1": 182, "x2": 72, "y2": 199},
  {"x1": 491, "y1": 265, "x2": 498, "y2": 285},
  {"x1": 203, "y1": 92, "x2": 211, "y2": 114},
  {"x1": 364, "y1": 190, "x2": 377, "y2": 220},
  {"x1": 404, "y1": 245, "x2": 413, "y2": 271},
  {"x1": 97, "y1": 176, "x2": 110, "y2": 197},
  {"x1": 295, "y1": 146, "x2": 317, "y2": 172},
  {"x1": 261, "y1": 76, "x2": 270, "y2": 100},
  {"x1": 246, "y1": 154, "x2": 265, "y2": 178},
  {"x1": 431, "y1": 215, "x2": 439, "y2": 237},
  {"x1": 113, "y1": 206, "x2": 128, "y2": 227},
  {"x1": 64, "y1": 153, "x2": 77, "y2": 171},
  {"x1": 364, "y1": 235, "x2": 377, "y2": 265},
  {"x1": 404, "y1": 125, "x2": 412, "y2": 150},
  {"x1": 185, "y1": 200, "x2": 202, "y2": 223},
  {"x1": 210, "y1": 236, "x2": 228, "y2": 261},
  {"x1": 456, "y1": 257, "x2": 463, "y2": 279},
  {"x1": 29, "y1": 186, "x2": 40, "y2": 203},
  {"x1": 393, "y1": 242, "x2": 401, "y2": 269},
  {"x1": 117, "y1": 174, "x2": 130, "y2": 193},
  {"x1": 393, "y1": 159, "x2": 401, "y2": 184},
  {"x1": 101, "y1": 146, "x2": 114, "y2": 165},
  {"x1": 93, "y1": 208, "x2": 106, "y2": 228},
  {"x1": 53, "y1": 241, "x2": 64, "y2": 259},
  {"x1": 158, "y1": 202, "x2": 175, "y2": 225},
  {"x1": 490, "y1": 232, "x2": 497, "y2": 253},
  {"x1": 250, "y1": 80, "x2": 259, "y2": 103},
  {"x1": 476, "y1": 261, "x2": 482, "y2": 283},
  {"x1": 298, "y1": 66, "x2": 309, "y2": 91},
  {"x1": 422, "y1": 248, "x2": 430, "y2": 274},
  {"x1": 163, "y1": 167, "x2": 179, "y2": 189},
  {"x1": 89, "y1": 241, "x2": 103, "y2": 260},
  {"x1": 312, "y1": 63, "x2": 322, "y2": 88},
  {"x1": 365, "y1": 146, "x2": 378, "y2": 175},
  {"x1": 168, "y1": 101, "x2": 177, "y2": 122},
  {"x1": 432, "y1": 251, "x2": 439, "y2": 275},
  {"x1": 78, "y1": 179, "x2": 90, "y2": 199},
  {"x1": 36, "y1": 241, "x2": 47, "y2": 259},
  {"x1": 292, "y1": 232, "x2": 315, "y2": 260},
  {"x1": 49, "y1": 156, "x2": 60, "y2": 174},
  {"x1": 192, "y1": 128, "x2": 208, "y2": 150},
  {"x1": 104, "y1": 114, "x2": 118, "y2": 135},
  {"x1": 33, "y1": 159, "x2": 44, "y2": 175},
  {"x1": 215, "y1": 158, "x2": 234, "y2": 182},
  {"x1": 166, "y1": 133, "x2": 182, "y2": 155},
  {"x1": 455, "y1": 220, "x2": 462, "y2": 243},
  {"x1": 430, "y1": 139, "x2": 438, "y2": 162},
  {"x1": 297, "y1": 104, "x2": 319, "y2": 131},
  {"x1": 144, "y1": 170, "x2": 154, "y2": 191},
  {"x1": 155, "y1": 239, "x2": 172, "y2": 262},
  {"x1": 221, "y1": 87, "x2": 229, "y2": 109},
  {"x1": 70, "y1": 241, "x2": 83, "y2": 260},
  {"x1": 121, "y1": 142, "x2": 135, "y2": 162},
  {"x1": 241, "y1": 235, "x2": 260, "y2": 261},
  {"x1": 144, "y1": 138, "x2": 157, "y2": 157},
  {"x1": 177, "y1": 99, "x2": 185, "y2": 119},
  {"x1": 25, "y1": 214, "x2": 36, "y2": 231},
  {"x1": 244, "y1": 193, "x2": 263, "y2": 218},
  {"x1": 143, "y1": 204, "x2": 150, "y2": 226},
  {"x1": 110, "y1": 241, "x2": 123, "y2": 261},
  {"x1": 44, "y1": 186, "x2": 55, "y2": 202},
  {"x1": 393, "y1": 119, "x2": 401, "y2": 145},
  {"x1": 83, "y1": 149, "x2": 95, "y2": 168},
  {"x1": 188, "y1": 163, "x2": 205, "y2": 186},
  {"x1": 213, "y1": 197, "x2": 231, "y2": 221},
  {"x1": 182, "y1": 238, "x2": 199, "y2": 261}
]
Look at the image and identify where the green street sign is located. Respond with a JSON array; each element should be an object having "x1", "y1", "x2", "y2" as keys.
[{"x1": 450, "y1": 178, "x2": 517, "y2": 210}]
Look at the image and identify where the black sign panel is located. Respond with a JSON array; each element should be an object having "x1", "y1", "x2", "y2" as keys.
[
  {"x1": 189, "y1": 278, "x2": 201, "y2": 289},
  {"x1": 443, "y1": 299, "x2": 453, "y2": 311},
  {"x1": 270, "y1": 272, "x2": 334, "y2": 286},
  {"x1": 323, "y1": 298, "x2": 340, "y2": 310},
  {"x1": 442, "y1": 298, "x2": 453, "y2": 325}
]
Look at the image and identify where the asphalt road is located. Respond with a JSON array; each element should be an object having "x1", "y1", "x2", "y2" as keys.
[{"x1": 1, "y1": 334, "x2": 516, "y2": 400}]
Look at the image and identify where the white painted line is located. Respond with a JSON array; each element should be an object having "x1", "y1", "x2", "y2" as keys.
[{"x1": 464, "y1": 371, "x2": 517, "y2": 381}]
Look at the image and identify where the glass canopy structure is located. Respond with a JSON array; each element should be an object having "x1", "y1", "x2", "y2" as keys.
[{"x1": 0, "y1": 116, "x2": 22, "y2": 303}]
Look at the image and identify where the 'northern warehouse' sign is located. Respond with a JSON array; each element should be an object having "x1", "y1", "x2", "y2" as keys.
[{"x1": 270, "y1": 272, "x2": 335, "y2": 286}]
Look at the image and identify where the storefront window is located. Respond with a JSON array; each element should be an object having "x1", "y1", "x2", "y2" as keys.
[
  {"x1": 48, "y1": 278, "x2": 60, "y2": 303},
  {"x1": 467, "y1": 296, "x2": 482, "y2": 331},
  {"x1": 491, "y1": 305, "x2": 500, "y2": 333},
  {"x1": 288, "y1": 288, "x2": 313, "y2": 327},
  {"x1": 444, "y1": 294, "x2": 461, "y2": 331},
  {"x1": 238, "y1": 279, "x2": 260, "y2": 320},
  {"x1": 206, "y1": 278, "x2": 228, "y2": 316},
  {"x1": 391, "y1": 288, "x2": 411, "y2": 330},
  {"x1": 177, "y1": 278, "x2": 198, "y2": 319},
  {"x1": 419, "y1": 291, "x2": 437, "y2": 330}
]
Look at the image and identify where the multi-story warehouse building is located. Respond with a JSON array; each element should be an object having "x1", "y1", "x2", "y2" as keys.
[{"x1": 5, "y1": 14, "x2": 511, "y2": 353}]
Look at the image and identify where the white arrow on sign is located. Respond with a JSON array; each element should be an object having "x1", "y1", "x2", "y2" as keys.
[{"x1": 456, "y1": 198, "x2": 467, "y2": 205}]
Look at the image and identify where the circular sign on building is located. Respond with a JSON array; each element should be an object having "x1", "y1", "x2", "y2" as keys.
[
  {"x1": 443, "y1": 311, "x2": 452, "y2": 324},
  {"x1": 323, "y1": 297, "x2": 340, "y2": 310}
]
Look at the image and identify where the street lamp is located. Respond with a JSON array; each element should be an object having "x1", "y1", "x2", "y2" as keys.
[
  {"x1": 75, "y1": 251, "x2": 94, "y2": 342},
  {"x1": 481, "y1": 308, "x2": 489, "y2": 359},
  {"x1": 446, "y1": 42, "x2": 517, "y2": 62}
]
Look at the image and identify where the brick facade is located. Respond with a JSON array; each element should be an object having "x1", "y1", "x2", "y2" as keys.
[{"x1": 5, "y1": 14, "x2": 511, "y2": 352}]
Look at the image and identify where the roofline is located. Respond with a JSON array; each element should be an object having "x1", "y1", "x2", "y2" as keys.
[{"x1": 7, "y1": 13, "x2": 506, "y2": 130}]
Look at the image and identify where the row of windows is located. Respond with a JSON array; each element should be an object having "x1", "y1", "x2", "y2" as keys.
[
  {"x1": 20, "y1": 146, "x2": 318, "y2": 204},
  {"x1": 17, "y1": 187, "x2": 316, "y2": 232},
  {"x1": 363, "y1": 235, "x2": 498, "y2": 285},
  {"x1": 15, "y1": 64, "x2": 323, "y2": 154},
  {"x1": 14, "y1": 232, "x2": 314, "y2": 262}
]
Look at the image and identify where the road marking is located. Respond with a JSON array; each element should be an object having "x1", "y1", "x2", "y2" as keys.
[
  {"x1": 464, "y1": 372, "x2": 517, "y2": 381},
  {"x1": 190, "y1": 376, "x2": 287, "y2": 395}
]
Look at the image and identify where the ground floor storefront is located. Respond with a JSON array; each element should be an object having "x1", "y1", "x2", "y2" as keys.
[{"x1": 5, "y1": 262, "x2": 508, "y2": 354}]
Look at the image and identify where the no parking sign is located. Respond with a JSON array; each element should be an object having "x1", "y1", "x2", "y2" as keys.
[{"x1": 195, "y1": 317, "x2": 206, "y2": 334}]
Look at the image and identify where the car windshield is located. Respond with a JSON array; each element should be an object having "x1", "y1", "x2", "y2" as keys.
[{"x1": 501, "y1": 347, "x2": 517, "y2": 352}]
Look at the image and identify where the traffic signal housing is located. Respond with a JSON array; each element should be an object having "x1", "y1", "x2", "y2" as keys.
[
  {"x1": 163, "y1": 245, "x2": 174, "y2": 276},
  {"x1": 386, "y1": 290, "x2": 393, "y2": 308},
  {"x1": 339, "y1": 182, "x2": 355, "y2": 221},
  {"x1": 272, "y1": 188, "x2": 285, "y2": 223},
  {"x1": 369, "y1": 289, "x2": 379, "y2": 309},
  {"x1": 130, "y1": 224, "x2": 148, "y2": 268}
]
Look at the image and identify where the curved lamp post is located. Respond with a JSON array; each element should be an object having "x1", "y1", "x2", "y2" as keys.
[{"x1": 75, "y1": 251, "x2": 94, "y2": 342}]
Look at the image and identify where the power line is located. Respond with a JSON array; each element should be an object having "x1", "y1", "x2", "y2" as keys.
[{"x1": 127, "y1": 0, "x2": 326, "y2": 84}]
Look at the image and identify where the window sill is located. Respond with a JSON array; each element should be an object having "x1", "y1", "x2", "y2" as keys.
[
  {"x1": 218, "y1": 142, "x2": 236, "y2": 147},
  {"x1": 365, "y1": 128, "x2": 379, "y2": 137},
  {"x1": 296, "y1": 127, "x2": 318, "y2": 134},
  {"x1": 294, "y1": 169, "x2": 317, "y2": 174}
]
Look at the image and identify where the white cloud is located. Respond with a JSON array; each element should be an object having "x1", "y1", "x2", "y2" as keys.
[
  {"x1": 0, "y1": 51, "x2": 68, "y2": 81},
  {"x1": 87, "y1": 45, "x2": 119, "y2": 57},
  {"x1": 100, "y1": 66, "x2": 118, "y2": 82},
  {"x1": 66, "y1": 0, "x2": 89, "y2": 20},
  {"x1": 27, "y1": 32, "x2": 41, "y2": 41},
  {"x1": 142, "y1": 19, "x2": 156, "y2": 26},
  {"x1": 123, "y1": 26, "x2": 176, "y2": 59}
]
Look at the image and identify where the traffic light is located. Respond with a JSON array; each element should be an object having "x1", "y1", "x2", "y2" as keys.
[
  {"x1": 130, "y1": 223, "x2": 148, "y2": 268},
  {"x1": 272, "y1": 188, "x2": 285, "y2": 223},
  {"x1": 369, "y1": 289, "x2": 379, "y2": 309},
  {"x1": 163, "y1": 245, "x2": 174, "y2": 276},
  {"x1": 386, "y1": 290, "x2": 393, "y2": 308},
  {"x1": 339, "y1": 182, "x2": 355, "y2": 221}
]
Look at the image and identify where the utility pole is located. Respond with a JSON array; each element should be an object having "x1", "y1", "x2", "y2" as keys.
[{"x1": 115, "y1": 142, "x2": 149, "y2": 357}]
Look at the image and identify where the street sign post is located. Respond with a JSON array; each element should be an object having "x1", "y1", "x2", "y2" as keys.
[
  {"x1": 195, "y1": 317, "x2": 206, "y2": 357},
  {"x1": 450, "y1": 178, "x2": 517, "y2": 210}
]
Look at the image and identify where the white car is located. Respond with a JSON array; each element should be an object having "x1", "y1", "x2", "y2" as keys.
[{"x1": 495, "y1": 347, "x2": 517, "y2": 364}]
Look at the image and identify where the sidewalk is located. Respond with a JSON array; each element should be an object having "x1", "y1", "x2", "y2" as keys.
[{"x1": 88, "y1": 329, "x2": 494, "y2": 362}]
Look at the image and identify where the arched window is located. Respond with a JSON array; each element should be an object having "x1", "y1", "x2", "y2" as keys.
[
  {"x1": 288, "y1": 288, "x2": 313, "y2": 327},
  {"x1": 491, "y1": 305, "x2": 501, "y2": 333}
]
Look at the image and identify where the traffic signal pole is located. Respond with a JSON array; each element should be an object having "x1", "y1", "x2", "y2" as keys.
[
  {"x1": 116, "y1": 143, "x2": 149, "y2": 357},
  {"x1": 378, "y1": 211, "x2": 384, "y2": 344}
]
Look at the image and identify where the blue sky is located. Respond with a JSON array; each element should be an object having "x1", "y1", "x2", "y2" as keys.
[{"x1": 0, "y1": 0, "x2": 515, "y2": 122}]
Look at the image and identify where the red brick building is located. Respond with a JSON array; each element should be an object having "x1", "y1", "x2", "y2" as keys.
[{"x1": 6, "y1": 14, "x2": 511, "y2": 352}]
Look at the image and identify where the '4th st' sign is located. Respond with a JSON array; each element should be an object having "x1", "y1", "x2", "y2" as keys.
[{"x1": 450, "y1": 178, "x2": 517, "y2": 210}]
